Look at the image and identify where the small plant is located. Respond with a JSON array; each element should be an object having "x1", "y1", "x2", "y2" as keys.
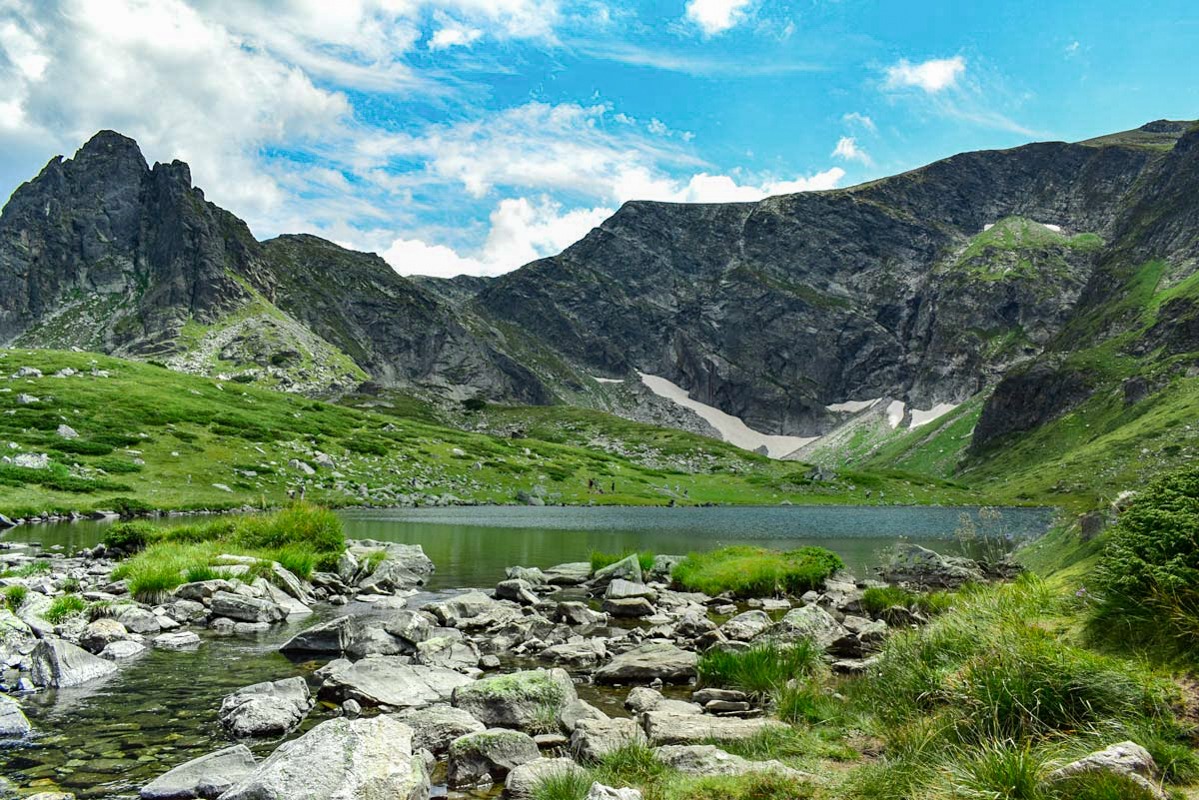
[
  {"x1": 361, "y1": 549, "x2": 388, "y2": 574},
  {"x1": 3, "y1": 585, "x2": 27, "y2": 612},
  {"x1": 11, "y1": 561, "x2": 53, "y2": 578},
  {"x1": 184, "y1": 564, "x2": 221, "y2": 583},
  {"x1": 44, "y1": 594, "x2": 87, "y2": 623},
  {"x1": 697, "y1": 641, "x2": 823, "y2": 698},
  {"x1": 532, "y1": 769, "x2": 591, "y2": 800},
  {"x1": 60, "y1": 576, "x2": 81, "y2": 593},
  {"x1": 936, "y1": 740, "x2": 1047, "y2": 800}
]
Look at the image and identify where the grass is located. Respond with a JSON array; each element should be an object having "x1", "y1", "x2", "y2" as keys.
[
  {"x1": 107, "y1": 503, "x2": 344, "y2": 601},
  {"x1": 0, "y1": 349, "x2": 977, "y2": 518},
  {"x1": 3, "y1": 585, "x2": 27, "y2": 612},
  {"x1": 697, "y1": 641, "x2": 823, "y2": 698},
  {"x1": 672, "y1": 546, "x2": 844, "y2": 597},
  {"x1": 532, "y1": 769, "x2": 593, "y2": 800},
  {"x1": 1, "y1": 561, "x2": 52, "y2": 579},
  {"x1": 860, "y1": 585, "x2": 956, "y2": 617},
  {"x1": 43, "y1": 594, "x2": 87, "y2": 623},
  {"x1": 590, "y1": 550, "x2": 656, "y2": 574}
]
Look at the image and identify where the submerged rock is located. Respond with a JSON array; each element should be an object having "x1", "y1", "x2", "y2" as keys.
[
  {"x1": 139, "y1": 744, "x2": 257, "y2": 799},
  {"x1": 219, "y1": 677, "x2": 313, "y2": 738},
  {"x1": 0, "y1": 693, "x2": 32, "y2": 737}
]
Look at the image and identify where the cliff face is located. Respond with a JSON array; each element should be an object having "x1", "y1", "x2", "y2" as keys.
[{"x1": 2, "y1": 122, "x2": 1197, "y2": 458}]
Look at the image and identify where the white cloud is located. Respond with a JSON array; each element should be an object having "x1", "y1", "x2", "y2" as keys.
[
  {"x1": 832, "y1": 136, "x2": 869, "y2": 164},
  {"x1": 883, "y1": 56, "x2": 965, "y2": 93},
  {"x1": 842, "y1": 111, "x2": 876, "y2": 132},
  {"x1": 1065, "y1": 40, "x2": 1080, "y2": 57},
  {"x1": 684, "y1": 0, "x2": 753, "y2": 35},
  {"x1": 429, "y1": 22, "x2": 483, "y2": 50},
  {"x1": 383, "y1": 237, "x2": 490, "y2": 278}
]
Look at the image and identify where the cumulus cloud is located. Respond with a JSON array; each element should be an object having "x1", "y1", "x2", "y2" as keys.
[
  {"x1": 883, "y1": 56, "x2": 965, "y2": 93},
  {"x1": 684, "y1": 0, "x2": 754, "y2": 35},
  {"x1": 832, "y1": 136, "x2": 870, "y2": 164}
]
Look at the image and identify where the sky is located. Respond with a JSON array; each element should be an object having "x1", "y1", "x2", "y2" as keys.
[{"x1": 0, "y1": 1, "x2": 1196, "y2": 279}]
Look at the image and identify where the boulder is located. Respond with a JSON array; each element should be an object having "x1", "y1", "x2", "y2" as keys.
[
  {"x1": 318, "y1": 657, "x2": 471, "y2": 709},
  {"x1": 139, "y1": 745, "x2": 257, "y2": 799},
  {"x1": 496, "y1": 579, "x2": 539, "y2": 606},
  {"x1": 358, "y1": 559, "x2": 425, "y2": 595},
  {"x1": 592, "y1": 555, "x2": 642, "y2": 586},
  {"x1": 879, "y1": 544, "x2": 984, "y2": 588},
  {"x1": 1046, "y1": 741, "x2": 1166, "y2": 799},
  {"x1": 154, "y1": 631, "x2": 202, "y2": 650},
  {"x1": 766, "y1": 604, "x2": 845, "y2": 649},
  {"x1": 602, "y1": 597, "x2": 655, "y2": 618},
  {"x1": 653, "y1": 744, "x2": 809, "y2": 779},
  {"x1": 555, "y1": 601, "x2": 607, "y2": 626},
  {"x1": 544, "y1": 562, "x2": 592, "y2": 585},
  {"x1": 0, "y1": 609, "x2": 36, "y2": 663},
  {"x1": 396, "y1": 704, "x2": 486, "y2": 755},
  {"x1": 452, "y1": 668, "x2": 577, "y2": 732},
  {"x1": 640, "y1": 710, "x2": 788, "y2": 745},
  {"x1": 280, "y1": 616, "x2": 362, "y2": 654},
  {"x1": 506, "y1": 757, "x2": 587, "y2": 800},
  {"x1": 415, "y1": 636, "x2": 481, "y2": 673},
  {"x1": 345, "y1": 625, "x2": 407, "y2": 658},
  {"x1": 594, "y1": 643, "x2": 698, "y2": 684},
  {"x1": 100, "y1": 640, "x2": 147, "y2": 660},
  {"x1": 586, "y1": 784, "x2": 642, "y2": 800},
  {"x1": 173, "y1": 580, "x2": 234, "y2": 602},
  {"x1": 220, "y1": 716, "x2": 428, "y2": 800},
  {"x1": 210, "y1": 592, "x2": 286, "y2": 624},
  {"x1": 720, "y1": 610, "x2": 772, "y2": 641},
  {"x1": 426, "y1": 591, "x2": 520, "y2": 629},
  {"x1": 0, "y1": 693, "x2": 32, "y2": 737},
  {"x1": 605, "y1": 579, "x2": 656, "y2": 600},
  {"x1": 382, "y1": 610, "x2": 434, "y2": 646},
  {"x1": 116, "y1": 605, "x2": 163, "y2": 635},
  {"x1": 625, "y1": 687, "x2": 701, "y2": 715},
  {"x1": 447, "y1": 728, "x2": 540, "y2": 789},
  {"x1": 30, "y1": 639, "x2": 118, "y2": 687},
  {"x1": 219, "y1": 677, "x2": 313, "y2": 738},
  {"x1": 560, "y1": 698, "x2": 609, "y2": 732},
  {"x1": 506, "y1": 566, "x2": 548, "y2": 586},
  {"x1": 570, "y1": 717, "x2": 645, "y2": 762},
  {"x1": 79, "y1": 617, "x2": 129, "y2": 653},
  {"x1": 542, "y1": 638, "x2": 607, "y2": 667}
]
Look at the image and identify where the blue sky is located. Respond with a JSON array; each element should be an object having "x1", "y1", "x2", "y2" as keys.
[{"x1": 0, "y1": 0, "x2": 1196, "y2": 277}]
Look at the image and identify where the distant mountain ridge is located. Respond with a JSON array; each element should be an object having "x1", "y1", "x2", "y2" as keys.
[{"x1": 2, "y1": 121, "x2": 1198, "y2": 484}]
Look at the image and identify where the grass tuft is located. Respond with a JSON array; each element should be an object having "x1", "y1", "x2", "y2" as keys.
[
  {"x1": 672, "y1": 546, "x2": 843, "y2": 597},
  {"x1": 44, "y1": 593, "x2": 87, "y2": 623}
]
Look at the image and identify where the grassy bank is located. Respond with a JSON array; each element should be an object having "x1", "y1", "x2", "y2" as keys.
[
  {"x1": 0, "y1": 349, "x2": 977, "y2": 517},
  {"x1": 106, "y1": 503, "x2": 344, "y2": 601}
]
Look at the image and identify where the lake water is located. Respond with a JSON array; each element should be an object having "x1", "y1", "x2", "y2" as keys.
[{"x1": 0, "y1": 504, "x2": 1054, "y2": 797}]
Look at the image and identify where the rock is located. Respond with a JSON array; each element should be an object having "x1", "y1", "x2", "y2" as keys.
[
  {"x1": 544, "y1": 562, "x2": 592, "y2": 585},
  {"x1": 415, "y1": 636, "x2": 481, "y2": 673},
  {"x1": 358, "y1": 559, "x2": 426, "y2": 595},
  {"x1": 0, "y1": 693, "x2": 32, "y2": 737},
  {"x1": 447, "y1": 728, "x2": 540, "y2": 789},
  {"x1": 383, "y1": 610, "x2": 434, "y2": 646},
  {"x1": 154, "y1": 631, "x2": 202, "y2": 650},
  {"x1": 605, "y1": 579, "x2": 656, "y2": 600},
  {"x1": 56, "y1": 423, "x2": 79, "y2": 439},
  {"x1": 100, "y1": 640, "x2": 147, "y2": 659},
  {"x1": 139, "y1": 744, "x2": 258, "y2": 799},
  {"x1": 79, "y1": 617, "x2": 129, "y2": 653},
  {"x1": 12, "y1": 452, "x2": 49, "y2": 469},
  {"x1": 30, "y1": 638, "x2": 118, "y2": 687},
  {"x1": 560, "y1": 698, "x2": 609, "y2": 732},
  {"x1": 586, "y1": 783, "x2": 642, "y2": 800},
  {"x1": 640, "y1": 710, "x2": 788, "y2": 745},
  {"x1": 396, "y1": 704, "x2": 486, "y2": 755},
  {"x1": 594, "y1": 642, "x2": 698, "y2": 684},
  {"x1": 319, "y1": 657, "x2": 471, "y2": 709},
  {"x1": 602, "y1": 597, "x2": 656, "y2": 618},
  {"x1": 427, "y1": 591, "x2": 519, "y2": 629},
  {"x1": 506, "y1": 566, "x2": 548, "y2": 586},
  {"x1": 625, "y1": 687, "x2": 701, "y2": 715},
  {"x1": 592, "y1": 555, "x2": 642, "y2": 586},
  {"x1": 280, "y1": 615, "x2": 362, "y2": 654},
  {"x1": 691, "y1": 688, "x2": 748, "y2": 705},
  {"x1": 766, "y1": 604, "x2": 846, "y2": 649},
  {"x1": 555, "y1": 601, "x2": 607, "y2": 626},
  {"x1": 220, "y1": 715, "x2": 428, "y2": 800},
  {"x1": 289, "y1": 459, "x2": 316, "y2": 475},
  {"x1": 879, "y1": 544, "x2": 985, "y2": 589},
  {"x1": 219, "y1": 677, "x2": 313, "y2": 738},
  {"x1": 116, "y1": 605, "x2": 163, "y2": 635},
  {"x1": 542, "y1": 638, "x2": 607, "y2": 667},
  {"x1": 720, "y1": 610, "x2": 772, "y2": 641},
  {"x1": 210, "y1": 591, "x2": 286, "y2": 624},
  {"x1": 1046, "y1": 741, "x2": 1166, "y2": 799},
  {"x1": 345, "y1": 625, "x2": 407, "y2": 658},
  {"x1": 496, "y1": 579, "x2": 539, "y2": 606},
  {"x1": 570, "y1": 717, "x2": 645, "y2": 762},
  {"x1": 652, "y1": 744, "x2": 809, "y2": 779},
  {"x1": 506, "y1": 757, "x2": 587, "y2": 799},
  {"x1": 451, "y1": 668, "x2": 577, "y2": 732}
]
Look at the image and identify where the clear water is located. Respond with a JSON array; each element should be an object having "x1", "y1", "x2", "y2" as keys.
[{"x1": 0, "y1": 505, "x2": 1054, "y2": 796}]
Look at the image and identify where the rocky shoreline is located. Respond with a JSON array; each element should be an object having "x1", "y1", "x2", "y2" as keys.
[{"x1": 1, "y1": 534, "x2": 998, "y2": 799}]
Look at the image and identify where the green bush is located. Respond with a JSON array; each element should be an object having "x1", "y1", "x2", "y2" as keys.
[
  {"x1": 590, "y1": 550, "x2": 655, "y2": 574},
  {"x1": 3, "y1": 585, "x2": 27, "y2": 612},
  {"x1": 1091, "y1": 463, "x2": 1199, "y2": 655},
  {"x1": 44, "y1": 594, "x2": 87, "y2": 623},
  {"x1": 697, "y1": 641, "x2": 822, "y2": 698},
  {"x1": 102, "y1": 521, "x2": 161, "y2": 552},
  {"x1": 108, "y1": 497, "x2": 155, "y2": 518},
  {"x1": 233, "y1": 503, "x2": 344, "y2": 553},
  {"x1": 672, "y1": 546, "x2": 843, "y2": 597}
]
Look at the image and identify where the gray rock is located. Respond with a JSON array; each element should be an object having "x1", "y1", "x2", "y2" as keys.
[
  {"x1": 56, "y1": 423, "x2": 79, "y2": 439},
  {"x1": 415, "y1": 636, "x2": 480, "y2": 673},
  {"x1": 139, "y1": 744, "x2": 257, "y2": 799},
  {"x1": 555, "y1": 601, "x2": 608, "y2": 626},
  {"x1": 451, "y1": 668, "x2": 577, "y2": 733},
  {"x1": 219, "y1": 677, "x2": 312, "y2": 738},
  {"x1": 496, "y1": 579, "x2": 539, "y2": 606},
  {"x1": 154, "y1": 631, "x2": 201, "y2": 650},
  {"x1": 720, "y1": 610, "x2": 772, "y2": 641},
  {"x1": 1046, "y1": 741, "x2": 1165, "y2": 799},
  {"x1": 605, "y1": 579, "x2": 656, "y2": 600},
  {"x1": 79, "y1": 617, "x2": 129, "y2": 653},
  {"x1": 505, "y1": 757, "x2": 587, "y2": 800},
  {"x1": 116, "y1": 605, "x2": 163, "y2": 635},
  {"x1": 319, "y1": 657, "x2": 471, "y2": 709},
  {"x1": 358, "y1": 559, "x2": 425, "y2": 595},
  {"x1": 0, "y1": 693, "x2": 32, "y2": 737},
  {"x1": 542, "y1": 638, "x2": 607, "y2": 667},
  {"x1": 592, "y1": 555, "x2": 642, "y2": 586},
  {"x1": 766, "y1": 604, "x2": 845, "y2": 649},
  {"x1": 652, "y1": 744, "x2": 809, "y2": 779},
  {"x1": 220, "y1": 715, "x2": 428, "y2": 800},
  {"x1": 625, "y1": 687, "x2": 701, "y2": 715},
  {"x1": 544, "y1": 562, "x2": 592, "y2": 585},
  {"x1": 396, "y1": 704, "x2": 486, "y2": 755},
  {"x1": 280, "y1": 615, "x2": 362, "y2": 654},
  {"x1": 30, "y1": 638, "x2": 118, "y2": 687},
  {"x1": 345, "y1": 625, "x2": 407, "y2": 658},
  {"x1": 594, "y1": 642, "x2": 698, "y2": 684},
  {"x1": 447, "y1": 727, "x2": 540, "y2": 789},
  {"x1": 506, "y1": 566, "x2": 548, "y2": 586},
  {"x1": 560, "y1": 698, "x2": 609, "y2": 732},
  {"x1": 210, "y1": 591, "x2": 286, "y2": 624},
  {"x1": 100, "y1": 639, "x2": 147, "y2": 660},
  {"x1": 173, "y1": 580, "x2": 234, "y2": 602},
  {"x1": 570, "y1": 717, "x2": 645, "y2": 762},
  {"x1": 586, "y1": 783, "x2": 642, "y2": 800},
  {"x1": 426, "y1": 591, "x2": 520, "y2": 629},
  {"x1": 640, "y1": 710, "x2": 788, "y2": 745},
  {"x1": 879, "y1": 544, "x2": 985, "y2": 589},
  {"x1": 383, "y1": 610, "x2": 434, "y2": 646},
  {"x1": 602, "y1": 597, "x2": 656, "y2": 618}
]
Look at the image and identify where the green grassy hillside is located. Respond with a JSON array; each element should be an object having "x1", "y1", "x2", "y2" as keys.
[{"x1": 0, "y1": 349, "x2": 974, "y2": 518}]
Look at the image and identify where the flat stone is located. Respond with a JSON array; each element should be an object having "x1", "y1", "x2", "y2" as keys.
[
  {"x1": 318, "y1": 657, "x2": 472, "y2": 709},
  {"x1": 594, "y1": 642, "x2": 698, "y2": 684},
  {"x1": 153, "y1": 631, "x2": 201, "y2": 650},
  {"x1": 640, "y1": 710, "x2": 788, "y2": 745},
  {"x1": 140, "y1": 744, "x2": 257, "y2": 799}
]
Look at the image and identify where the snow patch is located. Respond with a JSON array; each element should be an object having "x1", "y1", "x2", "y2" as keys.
[
  {"x1": 885, "y1": 400, "x2": 906, "y2": 429},
  {"x1": 638, "y1": 373, "x2": 815, "y2": 459},
  {"x1": 827, "y1": 398, "x2": 881, "y2": 414},
  {"x1": 909, "y1": 402, "x2": 959, "y2": 429},
  {"x1": 593, "y1": 376, "x2": 624, "y2": 384}
]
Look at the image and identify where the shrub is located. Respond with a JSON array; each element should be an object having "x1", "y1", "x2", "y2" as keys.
[
  {"x1": 44, "y1": 594, "x2": 88, "y2": 623},
  {"x1": 91, "y1": 456, "x2": 143, "y2": 474},
  {"x1": 108, "y1": 497, "x2": 155, "y2": 518},
  {"x1": 672, "y1": 546, "x2": 843, "y2": 597},
  {"x1": 697, "y1": 641, "x2": 822, "y2": 698},
  {"x1": 102, "y1": 521, "x2": 161, "y2": 552},
  {"x1": 861, "y1": 585, "x2": 915, "y2": 616},
  {"x1": 590, "y1": 550, "x2": 655, "y2": 574},
  {"x1": 184, "y1": 564, "x2": 222, "y2": 583},
  {"x1": 3, "y1": 585, "x2": 27, "y2": 612}
]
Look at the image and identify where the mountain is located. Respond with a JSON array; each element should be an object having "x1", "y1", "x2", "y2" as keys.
[{"x1": 2, "y1": 121, "x2": 1199, "y2": 503}]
